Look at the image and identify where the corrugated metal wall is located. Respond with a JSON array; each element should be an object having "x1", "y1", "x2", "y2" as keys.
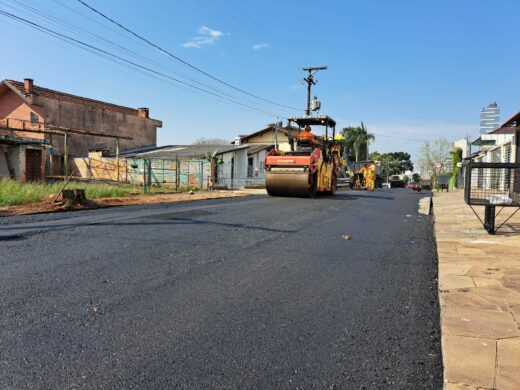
[{"x1": 126, "y1": 158, "x2": 211, "y2": 189}]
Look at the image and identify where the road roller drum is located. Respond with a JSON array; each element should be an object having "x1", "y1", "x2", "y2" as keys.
[{"x1": 265, "y1": 167, "x2": 315, "y2": 198}]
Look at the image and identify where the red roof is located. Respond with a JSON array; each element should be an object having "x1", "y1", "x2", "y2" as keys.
[
  {"x1": 497, "y1": 109, "x2": 520, "y2": 130},
  {"x1": 4, "y1": 79, "x2": 143, "y2": 117},
  {"x1": 489, "y1": 126, "x2": 516, "y2": 135}
]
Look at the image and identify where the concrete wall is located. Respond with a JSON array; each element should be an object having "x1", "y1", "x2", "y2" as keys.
[
  {"x1": 11, "y1": 147, "x2": 21, "y2": 180},
  {"x1": 218, "y1": 149, "x2": 249, "y2": 188},
  {"x1": 38, "y1": 95, "x2": 160, "y2": 157},
  {"x1": 0, "y1": 145, "x2": 12, "y2": 178},
  {"x1": 0, "y1": 144, "x2": 46, "y2": 182},
  {"x1": 248, "y1": 149, "x2": 266, "y2": 178},
  {"x1": 0, "y1": 88, "x2": 161, "y2": 158}
]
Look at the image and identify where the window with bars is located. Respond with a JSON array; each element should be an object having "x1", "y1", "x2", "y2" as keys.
[
  {"x1": 504, "y1": 143, "x2": 512, "y2": 163},
  {"x1": 30, "y1": 112, "x2": 39, "y2": 124}
]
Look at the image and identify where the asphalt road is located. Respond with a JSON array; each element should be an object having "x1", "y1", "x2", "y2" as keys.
[{"x1": 0, "y1": 189, "x2": 442, "y2": 389}]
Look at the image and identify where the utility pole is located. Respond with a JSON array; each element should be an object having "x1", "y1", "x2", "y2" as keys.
[
  {"x1": 64, "y1": 129, "x2": 69, "y2": 179},
  {"x1": 115, "y1": 137, "x2": 120, "y2": 182},
  {"x1": 274, "y1": 117, "x2": 279, "y2": 150},
  {"x1": 302, "y1": 66, "x2": 327, "y2": 116}
]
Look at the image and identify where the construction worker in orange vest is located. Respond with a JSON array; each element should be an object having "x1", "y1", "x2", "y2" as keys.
[
  {"x1": 359, "y1": 164, "x2": 368, "y2": 190},
  {"x1": 298, "y1": 126, "x2": 316, "y2": 144},
  {"x1": 365, "y1": 161, "x2": 377, "y2": 191}
]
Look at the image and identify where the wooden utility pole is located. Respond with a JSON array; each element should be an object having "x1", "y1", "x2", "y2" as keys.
[
  {"x1": 64, "y1": 130, "x2": 69, "y2": 179},
  {"x1": 115, "y1": 137, "x2": 120, "y2": 182},
  {"x1": 274, "y1": 117, "x2": 279, "y2": 150},
  {"x1": 302, "y1": 66, "x2": 327, "y2": 116}
]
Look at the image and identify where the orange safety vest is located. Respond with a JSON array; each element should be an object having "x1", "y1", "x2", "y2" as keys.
[{"x1": 298, "y1": 131, "x2": 315, "y2": 143}]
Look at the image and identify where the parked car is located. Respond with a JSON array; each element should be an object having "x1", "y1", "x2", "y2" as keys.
[
  {"x1": 420, "y1": 179, "x2": 431, "y2": 190},
  {"x1": 389, "y1": 175, "x2": 405, "y2": 188}
]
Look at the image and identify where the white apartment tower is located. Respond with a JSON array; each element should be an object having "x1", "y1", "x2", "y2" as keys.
[{"x1": 480, "y1": 102, "x2": 500, "y2": 134}]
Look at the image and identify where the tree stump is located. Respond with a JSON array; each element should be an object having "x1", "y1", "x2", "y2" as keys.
[{"x1": 57, "y1": 189, "x2": 87, "y2": 204}]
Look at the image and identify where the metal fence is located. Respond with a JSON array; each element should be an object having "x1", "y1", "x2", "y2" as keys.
[
  {"x1": 126, "y1": 158, "x2": 211, "y2": 192},
  {"x1": 464, "y1": 162, "x2": 520, "y2": 206},
  {"x1": 216, "y1": 160, "x2": 266, "y2": 189},
  {"x1": 464, "y1": 162, "x2": 520, "y2": 234},
  {"x1": 72, "y1": 156, "x2": 268, "y2": 191}
]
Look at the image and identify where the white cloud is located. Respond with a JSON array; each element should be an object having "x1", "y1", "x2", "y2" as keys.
[
  {"x1": 182, "y1": 26, "x2": 227, "y2": 49},
  {"x1": 252, "y1": 43, "x2": 269, "y2": 50}
]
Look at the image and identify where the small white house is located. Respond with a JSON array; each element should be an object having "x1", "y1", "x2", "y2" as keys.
[
  {"x1": 472, "y1": 125, "x2": 516, "y2": 163},
  {"x1": 217, "y1": 146, "x2": 249, "y2": 189}
]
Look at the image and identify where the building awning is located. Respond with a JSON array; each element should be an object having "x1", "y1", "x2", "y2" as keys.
[{"x1": 471, "y1": 137, "x2": 495, "y2": 146}]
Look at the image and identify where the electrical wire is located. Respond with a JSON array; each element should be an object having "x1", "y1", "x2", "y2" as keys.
[
  {"x1": 224, "y1": 0, "x2": 312, "y2": 66},
  {"x1": 0, "y1": 9, "x2": 287, "y2": 119},
  {"x1": 76, "y1": 0, "x2": 303, "y2": 112},
  {"x1": 197, "y1": 0, "x2": 302, "y2": 69},
  {"x1": 2, "y1": 0, "x2": 294, "y2": 114}
]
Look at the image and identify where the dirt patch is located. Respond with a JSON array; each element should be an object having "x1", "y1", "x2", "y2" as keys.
[{"x1": 0, "y1": 190, "x2": 263, "y2": 217}]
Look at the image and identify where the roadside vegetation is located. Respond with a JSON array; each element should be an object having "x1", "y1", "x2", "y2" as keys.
[
  {"x1": 0, "y1": 179, "x2": 134, "y2": 206},
  {"x1": 0, "y1": 179, "x2": 195, "y2": 207}
]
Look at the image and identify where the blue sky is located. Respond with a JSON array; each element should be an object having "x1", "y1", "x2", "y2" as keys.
[{"x1": 1, "y1": 0, "x2": 519, "y2": 160}]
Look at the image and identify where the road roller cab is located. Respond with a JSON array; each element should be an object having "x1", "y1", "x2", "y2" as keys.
[{"x1": 264, "y1": 115, "x2": 340, "y2": 198}]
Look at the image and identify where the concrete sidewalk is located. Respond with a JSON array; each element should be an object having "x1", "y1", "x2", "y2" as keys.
[{"x1": 433, "y1": 191, "x2": 520, "y2": 390}]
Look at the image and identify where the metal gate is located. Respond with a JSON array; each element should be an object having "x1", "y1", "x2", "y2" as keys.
[{"x1": 25, "y1": 149, "x2": 43, "y2": 181}]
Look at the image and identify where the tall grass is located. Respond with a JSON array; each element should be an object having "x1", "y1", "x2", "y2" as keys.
[{"x1": 0, "y1": 179, "x2": 133, "y2": 207}]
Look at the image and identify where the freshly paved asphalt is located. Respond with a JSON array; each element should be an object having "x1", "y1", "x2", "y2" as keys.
[{"x1": 0, "y1": 189, "x2": 442, "y2": 389}]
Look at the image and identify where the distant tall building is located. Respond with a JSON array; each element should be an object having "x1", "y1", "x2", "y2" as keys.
[{"x1": 480, "y1": 102, "x2": 500, "y2": 134}]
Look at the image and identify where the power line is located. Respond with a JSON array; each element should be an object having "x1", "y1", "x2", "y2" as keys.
[
  {"x1": 0, "y1": 9, "x2": 287, "y2": 119},
  {"x1": 75, "y1": 0, "x2": 303, "y2": 112},
  {"x1": 197, "y1": 0, "x2": 302, "y2": 69},
  {"x1": 3, "y1": 0, "x2": 294, "y2": 114},
  {"x1": 371, "y1": 132, "x2": 429, "y2": 143},
  {"x1": 224, "y1": 0, "x2": 311, "y2": 65}
]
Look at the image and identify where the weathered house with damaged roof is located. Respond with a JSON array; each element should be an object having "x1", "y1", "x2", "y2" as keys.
[{"x1": 0, "y1": 78, "x2": 162, "y2": 181}]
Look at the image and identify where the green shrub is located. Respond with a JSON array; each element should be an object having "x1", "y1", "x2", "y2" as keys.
[{"x1": 0, "y1": 179, "x2": 132, "y2": 207}]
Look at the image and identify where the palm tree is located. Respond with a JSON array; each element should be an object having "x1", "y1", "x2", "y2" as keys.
[{"x1": 342, "y1": 122, "x2": 375, "y2": 161}]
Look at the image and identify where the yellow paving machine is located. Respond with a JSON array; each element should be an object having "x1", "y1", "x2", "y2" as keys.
[{"x1": 264, "y1": 116, "x2": 340, "y2": 197}]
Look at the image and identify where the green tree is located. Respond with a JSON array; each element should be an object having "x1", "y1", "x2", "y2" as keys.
[
  {"x1": 368, "y1": 151, "x2": 383, "y2": 161},
  {"x1": 368, "y1": 151, "x2": 413, "y2": 175},
  {"x1": 450, "y1": 147, "x2": 463, "y2": 189},
  {"x1": 342, "y1": 122, "x2": 375, "y2": 162}
]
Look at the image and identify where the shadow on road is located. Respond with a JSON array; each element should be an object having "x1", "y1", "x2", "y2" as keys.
[
  {"x1": 326, "y1": 192, "x2": 395, "y2": 201},
  {"x1": 0, "y1": 217, "x2": 296, "y2": 235}
]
